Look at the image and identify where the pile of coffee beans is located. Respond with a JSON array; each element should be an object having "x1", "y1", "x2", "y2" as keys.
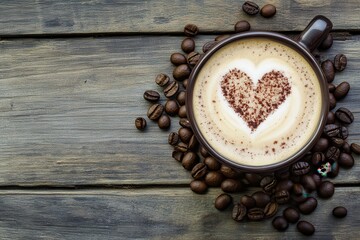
[{"x1": 135, "y1": 2, "x2": 358, "y2": 236}]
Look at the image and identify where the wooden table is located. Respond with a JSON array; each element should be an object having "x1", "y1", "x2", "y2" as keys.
[{"x1": 1, "y1": 1, "x2": 360, "y2": 239}]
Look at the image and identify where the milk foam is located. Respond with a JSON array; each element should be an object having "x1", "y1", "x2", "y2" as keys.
[{"x1": 193, "y1": 38, "x2": 322, "y2": 166}]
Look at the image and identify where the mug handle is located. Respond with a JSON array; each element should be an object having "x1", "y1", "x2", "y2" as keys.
[{"x1": 295, "y1": 15, "x2": 333, "y2": 52}]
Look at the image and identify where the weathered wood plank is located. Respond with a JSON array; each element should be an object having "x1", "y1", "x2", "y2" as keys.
[
  {"x1": 0, "y1": 187, "x2": 358, "y2": 239},
  {"x1": 0, "y1": 35, "x2": 359, "y2": 186},
  {"x1": 0, "y1": 0, "x2": 360, "y2": 36}
]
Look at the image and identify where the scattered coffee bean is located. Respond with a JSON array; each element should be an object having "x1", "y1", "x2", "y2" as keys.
[
  {"x1": 181, "y1": 37, "x2": 195, "y2": 53},
  {"x1": 165, "y1": 100, "x2": 179, "y2": 115},
  {"x1": 311, "y1": 173, "x2": 322, "y2": 188},
  {"x1": 260, "y1": 4, "x2": 276, "y2": 18},
  {"x1": 260, "y1": 176, "x2": 277, "y2": 194},
  {"x1": 326, "y1": 146, "x2": 340, "y2": 162},
  {"x1": 191, "y1": 162, "x2": 208, "y2": 179},
  {"x1": 297, "y1": 221, "x2": 315, "y2": 236},
  {"x1": 334, "y1": 54, "x2": 347, "y2": 72},
  {"x1": 334, "y1": 82, "x2": 350, "y2": 99},
  {"x1": 324, "y1": 124, "x2": 340, "y2": 138},
  {"x1": 275, "y1": 179, "x2": 294, "y2": 192},
  {"x1": 328, "y1": 161, "x2": 340, "y2": 178},
  {"x1": 339, "y1": 126, "x2": 349, "y2": 140},
  {"x1": 221, "y1": 179, "x2": 244, "y2": 193},
  {"x1": 182, "y1": 79, "x2": 189, "y2": 89},
  {"x1": 327, "y1": 111, "x2": 336, "y2": 124},
  {"x1": 338, "y1": 152, "x2": 354, "y2": 168},
  {"x1": 318, "y1": 181, "x2": 335, "y2": 199},
  {"x1": 168, "y1": 132, "x2": 179, "y2": 146},
  {"x1": 342, "y1": 141, "x2": 351, "y2": 153},
  {"x1": 173, "y1": 64, "x2": 191, "y2": 81},
  {"x1": 220, "y1": 165, "x2": 242, "y2": 179},
  {"x1": 172, "y1": 150, "x2": 183, "y2": 162},
  {"x1": 299, "y1": 197, "x2": 318, "y2": 214},
  {"x1": 178, "y1": 127, "x2": 193, "y2": 143},
  {"x1": 240, "y1": 195, "x2": 256, "y2": 209},
  {"x1": 275, "y1": 190, "x2": 290, "y2": 204},
  {"x1": 176, "y1": 91, "x2": 186, "y2": 105},
  {"x1": 242, "y1": 1, "x2": 260, "y2": 15},
  {"x1": 147, "y1": 103, "x2": 164, "y2": 120},
  {"x1": 215, "y1": 193, "x2": 232, "y2": 211},
  {"x1": 331, "y1": 137, "x2": 345, "y2": 148},
  {"x1": 292, "y1": 183, "x2": 305, "y2": 196},
  {"x1": 200, "y1": 146, "x2": 209, "y2": 157},
  {"x1": 178, "y1": 105, "x2": 187, "y2": 118},
  {"x1": 264, "y1": 202, "x2": 279, "y2": 218},
  {"x1": 252, "y1": 191, "x2": 271, "y2": 208},
  {"x1": 158, "y1": 115, "x2": 171, "y2": 129},
  {"x1": 155, "y1": 73, "x2": 170, "y2": 87},
  {"x1": 234, "y1": 20, "x2": 251, "y2": 32},
  {"x1": 312, "y1": 138, "x2": 329, "y2": 152},
  {"x1": 143, "y1": 90, "x2": 160, "y2": 102},
  {"x1": 187, "y1": 135, "x2": 198, "y2": 150},
  {"x1": 204, "y1": 156, "x2": 221, "y2": 170},
  {"x1": 205, "y1": 171, "x2": 224, "y2": 187},
  {"x1": 245, "y1": 173, "x2": 262, "y2": 186},
  {"x1": 232, "y1": 203, "x2": 247, "y2": 221},
  {"x1": 328, "y1": 83, "x2": 336, "y2": 92},
  {"x1": 184, "y1": 24, "x2": 199, "y2": 37},
  {"x1": 283, "y1": 207, "x2": 300, "y2": 223},
  {"x1": 301, "y1": 175, "x2": 317, "y2": 192},
  {"x1": 170, "y1": 52, "x2": 187, "y2": 66},
  {"x1": 292, "y1": 161, "x2": 310, "y2": 176},
  {"x1": 174, "y1": 142, "x2": 188, "y2": 153},
  {"x1": 335, "y1": 107, "x2": 354, "y2": 124},
  {"x1": 202, "y1": 41, "x2": 218, "y2": 53},
  {"x1": 182, "y1": 151, "x2": 199, "y2": 171},
  {"x1": 272, "y1": 216, "x2": 289, "y2": 231},
  {"x1": 187, "y1": 51, "x2": 201, "y2": 67},
  {"x1": 179, "y1": 118, "x2": 191, "y2": 129},
  {"x1": 312, "y1": 152, "x2": 326, "y2": 166},
  {"x1": 350, "y1": 143, "x2": 360, "y2": 154},
  {"x1": 247, "y1": 208, "x2": 265, "y2": 221},
  {"x1": 321, "y1": 60, "x2": 335, "y2": 83},
  {"x1": 215, "y1": 34, "x2": 230, "y2": 42},
  {"x1": 329, "y1": 93, "x2": 337, "y2": 110},
  {"x1": 190, "y1": 180, "x2": 207, "y2": 194},
  {"x1": 332, "y1": 206, "x2": 347, "y2": 218},
  {"x1": 163, "y1": 81, "x2": 179, "y2": 98},
  {"x1": 135, "y1": 117, "x2": 147, "y2": 130},
  {"x1": 319, "y1": 33, "x2": 333, "y2": 50}
]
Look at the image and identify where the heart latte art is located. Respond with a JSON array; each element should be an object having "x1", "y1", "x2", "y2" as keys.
[{"x1": 192, "y1": 38, "x2": 323, "y2": 166}]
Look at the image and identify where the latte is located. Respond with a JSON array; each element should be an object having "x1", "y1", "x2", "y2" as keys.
[{"x1": 192, "y1": 38, "x2": 322, "y2": 166}]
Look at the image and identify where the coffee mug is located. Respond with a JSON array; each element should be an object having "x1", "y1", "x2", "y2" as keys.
[{"x1": 187, "y1": 16, "x2": 332, "y2": 172}]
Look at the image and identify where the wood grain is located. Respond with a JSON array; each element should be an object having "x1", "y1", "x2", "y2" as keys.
[
  {"x1": 1, "y1": 35, "x2": 359, "y2": 186},
  {"x1": 0, "y1": 187, "x2": 358, "y2": 239},
  {"x1": 0, "y1": 0, "x2": 360, "y2": 36}
]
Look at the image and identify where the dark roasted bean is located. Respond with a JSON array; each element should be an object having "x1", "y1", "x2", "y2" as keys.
[
  {"x1": 242, "y1": 1, "x2": 260, "y2": 15},
  {"x1": 187, "y1": 135, "x2": 198, "y2": 150},
  {"x1": 342, "y1": 141, "x2": 351, "y2": 153},
  {"x1": 165, "y1": 100, "x2": 179, "y2": 116},
  {"x1": 275, "y1": 179, "x2": 294, "y2": 192},
  {"x1": 205, "y1": 171, "x2": 224, "y2": 187},
  {"x1": 312, "y1": 152, "x2": 326, "y2": 166},
  {"x1": 191, "y1": 163, "x2": 208, "y2": 179},
  {"x1": 174, "y1": 142, "x2": 188, "y2": 152},
  {"x1": 252, "y1": 191, "x2": 271, "y2": 208},
  {"x1": 240, "y1": 195, "x2": 256, "y2": 209},
  {"x1": 292, "y1": 161, "x2": 310, "y2": 176},
  {"x1": 158, "y1": 115, "x2": 171, "y2": 129},
  {"x1": 244, "y1": 173, "x2": 262, "y2": 186},
  {"x1": 163, "y1": 81, "x2": 179, "y2": 98},
  {"x1": 170, "y1": 52, "x2": 187, "y2": 66},
  {"x1": 182, "y1": 151, "x2": 199, "y2": 171},
  {"x1": 190, "y1": 180, "x2": 207, "y2": 194},
  {"x1": 260, "y1": 176, "x2": 277, "y2": 194},
  {"x1": 260, "y1": 4, "x2": 276, "y2": 18},
  {"x1": 350, "y1": 143, "x2": 360, "y2": 154},
  {"x1": 178, "y1": 105, "x2": 187, "y2": 118},
  {"x1": 328, "y1": 83, "x2": 336, "y2": 93},
  {"x1": 178, "y1": 127, "x2": 193, "y2": 144},
  {"x1": 272, "y1": 216, "x2": 289, "y2": 231},
  {"x1": 317, "y1": 181, "x2": 334, "y2": 199},
  {"x1": 184, "y1": 24, "x2": 199, "y2": 37},
  {"x1": 200, "y1": 146, "x2": 209, "y2": 157},
  {"x1": 168, "y1": 132, "x2": 179, "y2": 146},
  {"x1": 143, "y1": 90, "x2": 160, "y2": 102},
  {"x1": 135, "y1": 117, "x2": 147, "y2": 130},
  {"x1": 334, "y1": 54, "x2": 347, "y2": 72},
  {"x1": 324, "y1": 124, "x2": 340, "y2": 138},
  {"x1": 334, "y1": 82, "x2": 350, "y2": 99},
  {"x1": 339, "y1": 126, "x2": 349, "y2": 140},
  {"x1": 331, "y1": 137, "x2": 345, "y2": 148},
  {"x1": 172, "y1": 150, "x2": 183, "y2": 162},
  {"x1": 220, "y1": 165, "x2": 242, "y2": 179},
  {"x1": 176, "y1": 91, "x2": 186, "y2": 106},
  {"x1": 147, "y1": 103, "x2": 164, "y2": 120},
  {"x1": 297, "y1": 221, "x2": 315, "y2": 236},
  {"x1": 232, "y1": 203, "x2": 247, "y2": 221},
  {"x1": 234, "y1": 20, "x2": 251, "y2": 32},
  {"x1": 333, "y1": 206, "x2": 347, "y2": 218},
  {"x1": 338, "y1": 152, "x2": 354, "y2": 168},
  {"x1": 202, "y1": 41, "x2": 218, "y2": 53},
  {"x1": 321, "y1": 60, "x2": 335, "y2": 83},
  {"x1": 298, "y1": 197, "x2": 318, "y2": 214},
  {"x1": 173, "y1": 64, "x2": 191, "y2": 81},
  {"x1": 215, "y1": 193, "x2": 232, "y2": 211},
  {"x1": 301, "y1": 175, "x2": 317, "y2": 192},
  {"x1": 312, "y1": 138, "x2": 329, "y2": 152},
  {"x1": 283, "y1": 207, "x2": 300, "y2": 223},
  {"x1": 329, "y1": 93, "x2": 337, "y2": 110},
  {"x1": 264, "y1": 202, "x2": 278, "y2": 218},
  {"x1": 204, "y1": 156, "x2": 220, "y2": 170},
  {"x1": 187, "y1": 51, "x2": 201, "y2": 67},
  {"x1": 327, "y1": 111, "x2": 336, "y2": 124},
  {"x1": 326, "y1": 146, "x2": 340, "y2": 162},
  {"x1": 335, "y1": 107, "x2": 354, "y2": 124},
  {"x1": 221, "y1": 179, "x2": 244, "y2": 193},
  {"x1": 275, "y1": 190, "x2": 290, "y2": 204},
  {"x1": 155, "y1": 73, "x2": 170, "y2": 87},
  {"x1": 247, "y1": 208, "x2": 264, "y2": 221},
  {"x1": 179, "y1": 118, "x2": 191, "y2": 128},
  {"x1": 181, "y1": 37, "x2": 195, "y2": 53}
]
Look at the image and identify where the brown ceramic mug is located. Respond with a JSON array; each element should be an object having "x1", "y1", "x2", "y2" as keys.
[{"x1": 186, "y1": 16, "x2": 332, "y2": 172}]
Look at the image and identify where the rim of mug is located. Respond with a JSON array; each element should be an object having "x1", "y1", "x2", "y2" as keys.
[{"x1": 186, "y1": 31, "x2": 329, "y2": 173}]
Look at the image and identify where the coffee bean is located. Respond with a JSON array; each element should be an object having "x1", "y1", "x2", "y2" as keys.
[
  {"x1": 202, "y1": 41, "x2": 218, "y2": 53},
  {"x1": 319, "y1": 33, "x2": 333, "y2": 50},
  {"x1": 321, "y1": 60, "x2": 335, "y2": 83},
  {"x1": 190, "y1": 180, "x2": 207, "y2": 194},
  {"x1": 331, "y1": 137, "x2": 345, "y2": 148},
  {"x1": 168, "y1": 132, "x2": 179, "y2": 146},
  {"x1": 318, "y1": 181, "x2": 334, "y2": 198},
  {"x1": 264, "y1": 202, "x2": 278, "y2": 218},
  {"x1": 275, "y1": 190, "x2": 290, "y2": 204},
  {"x1": 342, "y1": 141, "x2": 351, "y2": 153},
  {"x1": 191, "y1": 162, "x2": 208, "y2": 179},
  {"x1": 187, "y1": 135, "x2": 198, "y2": 150},
  {"x1": 245, "y1": 173, "x2": 262, "y2": 186},
  {"x1": 298, "y1": 197, "x2": 317, "y2": 214},
  {"x1": 350, "y1": 143, "x2": 360, "y2": 154},
  {"x1": 215, "y1": 193, "x2": 232, "y2": 211},
  {"x1": 283, "y1": 207, "x2": 300, "y2": 223},
  {"x1": 324, "y1": 124, "x2": 340, "y2": 138},
  {"x1": 335, "y1": 107, "x2": 354, "y2": 124},
  {"x1": 221, "y1": 179, "x2": 244, "y2": 193},
  {"x1": 292, "y1": 161, "x2": 310, "y2": 176},
  {"x1": 187, "y1": 51, "x2": 201, "y2": 67},
  {"x1": 170, "y1": 52, "x2": 187, "y2": 66},
  {"x1": 312, "y1": 152, "x2": 326, "y2": 166},
  {"x1": 176, "y1": 91, "x2": 186, "y2": 106},
  {"x1": 172, "y1": 150, "x2": 183, "y2": 162},
  {"x1": 338, "y1": 152, "x2": 354, "y2": 168},
  {"x1": 242, "y1": 1, "x2": 260, "y2": 15},
  {"x1": 181, "y1": 38, "x2": 195, "y2": 53},
  {"x1": 184, "y1": 24, "x2": 199, "y2": 37},
  {"x1": 334, "y1": 54, "x2": 347, "y2": 72},
  {"x1": 232, "y1": 203, "x2": 247, "y2": 221},
  {"x1": 158, "y1": 115, "x2": 171, "y2": 129},
  {"x1": 143, "y1": 90, "x2": 160, "y2": 102},
  {"x1": 179, "y1": 118, "x2": 191, "y2": 129},
  {"x1": 205, "y1": 171, "x2": 224, "y2": 187},
  {"x1": 164, "y1": 81, "x2": 179, "y2": 98},
  {"x1": 240, "y1": 195, "x2": 256, "y2": 209},
  {"x1": 292, "y1": 193, "x2": 308, "y2": 204},
  {"x1": 204, "y1": 156, "x2": 221, "y2": 170},
  {"x1": 147, "y1": 103, "x2": 164, "y2": 120},
  {"x1": 332, "y1": 206, "x2": 347, "y2": 218},
  {"x1": 328, "y1": 83, "x2": 336, "y2": 93},
  {"x1": 275, "y1": 179, "x2": 294, "y2": 192},
  {"x1": 182, "y1": 151, "x2": 199, "y2": 171},
  {"x1": 247, "y1": 208, "x2": 265, "y2": 221},
  {"x1": 292, "y1": 183, "x2": 305, "y2": 196},
  {"x1": 165, "y1": 100, "x2": 179, "y2": 116},
  {"x1": 326, "y1": 146, "x2": 340, "y2": 162},
  {"x1": 155, "y1": 73, "x2": 170, "y2": 87},
  {"x1": 135, "y1": 117, "x2": 147, "y2": 130},
  {"x1": 339, "y1": 126, "x2": 349, "y2": 140},
  {"x1": 329, "y1": 93, "x2": 337, "y2": 110},
  {"x1": 178, "y1": 127, "x2": 193, "y2": 143},
  {"x1": 174, "y1": 142, "x2": 188, "y2": 153},
  {"x1": 200, "y1": 146, "x2": 210, "y2": 158},
  {"x1": 334, "y1": 82, "x2": 350, "y2": 99},
  {"x1": 252, "y1": 191, "x2": 271, "y2": 208},
  {"x1": 272, "y1": 216, "x2": 289, "y2": 231},
  {"x1": 260, "y1": 176, "x2": 277, "y2": 194},
  {"x1": 297, "y1": 221, "x2": 315, "y2": 236},
  {"x1": 328, "y1": 161, "x2": 339, "y2": 178},
  {"x1": 215, "y1": 34, "x2": 230, "y2": 42},
  {"x1": 173, "y1": 64, "x2": 191, "y2": 81},
  {"x1": 260, "y1": 4, "x2": 276, "y2": 18},
  {"x1": 312, "y1": 138, "x2": 329, "y2": 152},
  {"x1": 220, "y1": 165, "x2": 242, "y2": 179},
  {"x1": 301, "y1": 175, "x2": 317, "y2": 192},
  {"x1": 234, "y1": 20, "x2": 250, "y2": 33},
  {"x1": 327, "y1": 111, "x2": 336, "y2": 124},
  {"x1": 178, "y1": 105, "x2": 187, "y2": 118},
  {"x1": 182, "y1": 79, "x2": 189, "y2": 89}
]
